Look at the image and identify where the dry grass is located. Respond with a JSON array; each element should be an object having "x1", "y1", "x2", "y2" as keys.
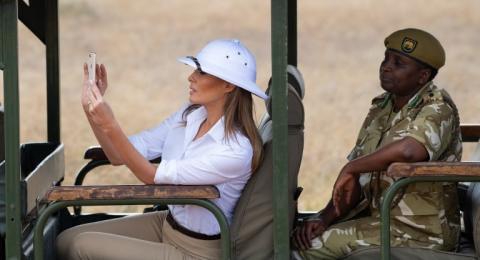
[{"x1": 2, "y1": 0, "x2": 480, "y2": 212}]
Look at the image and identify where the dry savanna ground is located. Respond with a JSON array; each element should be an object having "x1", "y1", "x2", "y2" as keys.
[{"x1": 2, "y1": 0, "x2": 479, "y2": 213}]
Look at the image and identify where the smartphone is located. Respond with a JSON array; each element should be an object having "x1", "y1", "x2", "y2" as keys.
[{"x1": 87, "y1": 52, "x2": 96, "y2": 84}]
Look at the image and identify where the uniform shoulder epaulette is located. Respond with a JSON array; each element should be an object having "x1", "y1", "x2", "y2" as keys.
[{"x1": 422, "y1": 86, "x2": 445, "y2": 104}]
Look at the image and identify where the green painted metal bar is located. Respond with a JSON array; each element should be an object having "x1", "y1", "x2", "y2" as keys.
[
  {"x1": 2, "y1": 0, "x2": 22, "y2": 259},
  {"x1": 0, "y1": 5, "x2": 3, "y2": 67},
  {"x1": 34, "y1": 199, "x2": 231, "y2": 260},
  {"x1": 380, "y1": 176, "x2": 480, "y2": 260},
  {"x1": 287, "y1": 0, "x2": 297, "y2": 66},
  {"x1": 271, "y1": 0, "x2": 290, "y2": 259},
  {"x1": 18, "y1": 0, "x2": 46, "y2": 44},
  {"x1": 45, "y1": 0, "x2": 60, "y2": 143},
  {"x1": 0, "y1": 44, "x2": 3, "y2": 70}
]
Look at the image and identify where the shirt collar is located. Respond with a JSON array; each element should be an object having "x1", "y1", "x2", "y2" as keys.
[
  {"x1": 379, "y1": 81, "x2": 434, "y2": 109},
  {"x1": 186, "y1": 106, "x2": 226, "y2": 143},
  {"x1": 406, "y1": 81, "x2": 433, "y2": 109}
]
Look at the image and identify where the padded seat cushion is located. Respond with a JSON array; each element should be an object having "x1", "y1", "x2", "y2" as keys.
[{"x1": 230, "y1": 66, "x2": 305, "y2": 259}]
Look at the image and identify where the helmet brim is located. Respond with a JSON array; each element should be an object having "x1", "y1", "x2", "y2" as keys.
[{"x1": 178, "y1": 56, "x2": 268, "y2": 100}]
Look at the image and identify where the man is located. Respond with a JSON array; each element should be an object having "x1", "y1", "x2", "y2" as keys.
[{"x1": 293, "y1": 28, "x2": 462, "y2": 259}]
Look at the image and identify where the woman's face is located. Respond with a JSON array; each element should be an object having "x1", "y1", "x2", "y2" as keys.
[
  {"x1": 188, "y1": 70, "x2": 234, "y2": 106},
  {"x1": 379, "y1": 50, "x2": 428, "y2": 97}
]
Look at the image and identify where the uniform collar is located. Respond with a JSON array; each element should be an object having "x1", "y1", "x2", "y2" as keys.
[
  {"x1": 379, "y1": 81, "x2": 434, "y2": 109},
  {"x1": 186, "y1": 106, "x2": 226, "y2": 143},
  {"x1": 406, "y1": 81, "x2": 434, "y2": 109}
]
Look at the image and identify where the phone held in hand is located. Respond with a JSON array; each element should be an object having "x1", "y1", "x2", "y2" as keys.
[{"x1": 87, "y1": 52, "x2": 96, "y2": 85}]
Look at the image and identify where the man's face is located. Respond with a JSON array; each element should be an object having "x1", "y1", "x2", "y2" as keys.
[{"x1": 379, "y1": 50, "x2": 427, "y2": 97}]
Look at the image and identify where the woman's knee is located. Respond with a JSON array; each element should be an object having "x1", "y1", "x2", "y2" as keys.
[
  {"x1": 56, "y1": 227, "x2": 81, "y2": 259},
  {"x1": 62, "y1": 232, "x2": 106, "y2": 260}
]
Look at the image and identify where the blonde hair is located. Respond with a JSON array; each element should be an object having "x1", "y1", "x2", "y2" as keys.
[{"x1": 183, "y1": 87, "x2": 263, "y2": 173}]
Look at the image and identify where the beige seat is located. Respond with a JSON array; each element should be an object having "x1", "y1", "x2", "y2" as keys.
[{"x1": 230, "y1": 65, "x2": 305, "y2": 259}]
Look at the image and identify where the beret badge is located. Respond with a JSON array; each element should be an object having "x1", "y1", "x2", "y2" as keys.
[{"x1": 401, "y1": 37, "x2": 417, "y2": 53}]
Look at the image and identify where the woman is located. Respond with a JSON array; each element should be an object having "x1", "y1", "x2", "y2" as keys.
[
  {"x1": 293, "y1": 28, "x2": 462, "y2": 259},
  {"x1": 57, "y1": 39, "x2": 267, "y2": 260}
]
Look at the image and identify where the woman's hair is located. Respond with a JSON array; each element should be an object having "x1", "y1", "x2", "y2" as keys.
[
  {"x1": 224, "y1": 87, "x2": 263, "y2": 173},
  {"x1": 182, "y1": 87, "x2": 263, "y2": 173}
]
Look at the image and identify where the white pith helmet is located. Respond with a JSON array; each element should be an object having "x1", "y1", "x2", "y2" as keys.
[{"x1": 178, "y1": 39, "x2": 268, "y2": 100}]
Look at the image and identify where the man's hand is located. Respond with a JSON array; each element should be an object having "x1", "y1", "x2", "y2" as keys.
[
  {"x1": 293, "y1": 218, "x2": 328, "y2": 250},
  {"x1": 332, "y1": 169, "x2": 360, "y2": 217}
]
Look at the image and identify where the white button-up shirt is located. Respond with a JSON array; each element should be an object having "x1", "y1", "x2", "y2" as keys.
[{"x1": 129, "y1": 104, "x2": 253, "y2": 235}]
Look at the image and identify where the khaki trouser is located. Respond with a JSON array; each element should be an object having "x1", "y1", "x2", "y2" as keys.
[
  {"x1": 293, "y1": 216, "x2": 450, "y2": 260},
  {"x1": 56, "y1": 211, "x2": 221, "y2": 260}
]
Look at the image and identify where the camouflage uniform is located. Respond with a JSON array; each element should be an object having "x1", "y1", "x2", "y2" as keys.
[{"x1": 297, "y1": 82, "x2": 462, "y2": 259}]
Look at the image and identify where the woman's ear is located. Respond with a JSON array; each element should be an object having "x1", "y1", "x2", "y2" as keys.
[
  {"x1": 224, "y1": 83, "x2": 236, "y2": 94},
  {"x1": 418, "y1": 68, "x2": 432, "y2": 85}
]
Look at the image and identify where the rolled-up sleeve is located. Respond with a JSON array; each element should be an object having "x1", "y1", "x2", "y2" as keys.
[
  {"x1": 402, "y1": 102, "x2": 454, "y2": 161},
  {"x1": 154, "y1": 144, "x2": 252, "y2": 185},
  {"x1": 129, "y1": 104, "x2": 188, "y2": 160}
]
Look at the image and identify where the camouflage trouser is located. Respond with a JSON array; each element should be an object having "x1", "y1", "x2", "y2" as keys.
[{"x1": 293, "y1": 216, "x2": 450, "y2": 260}]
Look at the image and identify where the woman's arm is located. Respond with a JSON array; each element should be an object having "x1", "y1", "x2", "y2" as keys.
[
  {"x1": 82, "y1": 63, "x2": 124, "y2": 164},
  {"x1": 102, "y1": 122, "x2": 157, "y2": 184},
  {"x1": 332, "y1": 136, "x2": 428, "y2": 214},
  {"x1": 85, "y1": 77, "x2": 157, "y2": 184}
]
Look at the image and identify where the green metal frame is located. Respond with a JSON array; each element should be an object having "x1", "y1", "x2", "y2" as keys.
[
  {"x1": 2, "y1": 1, "x2": 22, "y2": 259},
  {"x1": 380, "y1": 176, "x2": 480, "y2": 260},
  {"x1": 34, "y1": 199, "x2": 230, "y2": 260},
  {"x1": 271, "y1": 0, "x2": 291, "y2": 258}
]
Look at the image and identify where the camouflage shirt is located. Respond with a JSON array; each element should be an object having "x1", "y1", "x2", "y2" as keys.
[{"x1": 347, "y1": 82, "x2": 462, "y2": 249}]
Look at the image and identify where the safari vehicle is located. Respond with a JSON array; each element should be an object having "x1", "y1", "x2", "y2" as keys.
[{"x1": 1, "y1": 1, "x2": 480, "y2": 260}]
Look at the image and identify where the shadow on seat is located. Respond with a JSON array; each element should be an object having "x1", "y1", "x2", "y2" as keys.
[{"x1": 230, "y1": 65, "x2": 305, "y2": 259}]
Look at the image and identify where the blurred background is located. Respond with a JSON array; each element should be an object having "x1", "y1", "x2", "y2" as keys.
[{"x1": 1, "y1": 0, "x2": 479, "y2": 213}]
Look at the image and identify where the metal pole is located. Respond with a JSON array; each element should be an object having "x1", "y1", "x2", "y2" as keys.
[
  {"x1": 287, "y1": 0, "x2": 297, "y2": 66},
  {"x1": 34, "y1": 199, "x2": 231, "y2": 260},
  {"x1": 1, "y1": 0, "x2": 22, "y2": 259},
  {"x1": 45, "y1": 0, "x2": 60, "y2": 143},
  {"x1": 271, "y1": 0, "x2": 290, "y2": 258}
]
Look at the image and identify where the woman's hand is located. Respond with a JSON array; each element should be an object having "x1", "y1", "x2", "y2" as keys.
[
  {"x1": 332, "y1": 167, "x2": 361, "y2": 217},
  {"x1": 293, "y1": 217, "x2": 328, "y2": 250},
  {"x1": 96, "y1": 63, "x2": 109, "y2": 95},
  {"x1": 82, "y1": 63, "x2": 109, "y2": 110},
  {"x1": 82, "y1": 64, "x2": 117, "y2": 132},
  {"x1": 86, "y1": 85, "x2": 117, "y2": 132},
  {"x1": 81, "y1": 63, "x2": 92, "y2": 111}
]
